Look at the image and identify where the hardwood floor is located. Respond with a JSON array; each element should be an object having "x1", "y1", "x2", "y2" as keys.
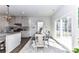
[
  {"x1": 10, "y1": 37, "x2": 30, "y2": 53},
  {"x1": 0, "y1": 37, "x2": 30, "y2": 53}
]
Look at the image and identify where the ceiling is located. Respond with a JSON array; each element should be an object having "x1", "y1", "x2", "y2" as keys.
[{"x1": 0, "y1": 5, "x2": 61, "y2": 16}]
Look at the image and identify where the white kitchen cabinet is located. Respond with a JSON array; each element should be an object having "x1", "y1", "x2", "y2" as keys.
[
  {"x1": 21, "y1": 31, "x2": 30, "y2": 38},
  {"x1": 6, "y1": 32, "x2": 21, "y2": 53}
]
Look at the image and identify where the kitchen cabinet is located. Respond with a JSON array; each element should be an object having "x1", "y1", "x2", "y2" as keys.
[{"x1": 0, "y1": 32, "x2": 21, "y2": 53}]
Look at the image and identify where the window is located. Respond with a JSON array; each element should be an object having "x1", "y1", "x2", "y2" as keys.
[
  {"x1": 55, "y1": 17, "x2": 72, "y2": 37},
  {"x1": 63, "y1": 19, "x2": 67, "y2": 32},
  {"x1": 37, "y1": 22, "x2": 44, "y2": 32},
  {"x1": 56, "y1": 20, "x2": 60, "y2": 31},
  {"x1": 78, "y1": 8, "x2": 79, "y2": 28},
  {"x1": 68, "y1": 18, "x2": 71, "y2": 32},
  {"x1": 56, "y1": 19, "x2": 61, "y2": 37},
  {"x1": 62, "y1": 17, "x2": 72, "y2": 36}
]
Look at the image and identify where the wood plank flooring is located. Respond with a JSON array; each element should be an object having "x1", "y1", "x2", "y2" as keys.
[{"x1": 10, "y1": 37, "x2": 30, "y2": 53}]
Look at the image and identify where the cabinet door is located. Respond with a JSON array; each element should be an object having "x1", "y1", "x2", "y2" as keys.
[
  {"x1": 21, "y1": 31, "x2": 29, "y2": 37},
  {"x1": 6, "y1": 33, "x2": 21, "y2": 52}
]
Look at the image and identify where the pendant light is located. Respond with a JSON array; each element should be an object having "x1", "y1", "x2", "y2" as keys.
[{"x1": 6, "y1": 5, "x2": 12, "y2": 22}]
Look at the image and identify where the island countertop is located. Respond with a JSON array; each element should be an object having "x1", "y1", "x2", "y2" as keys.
[
  {"x1": 0, "y1": 32, "x2": 21, "y2": 53},
  {"x1": 0, "y1": 32, "x2": 21, "y2": 42},
  {"x1": 0, "y1": 32, "x2": 21, "y2": 37}
]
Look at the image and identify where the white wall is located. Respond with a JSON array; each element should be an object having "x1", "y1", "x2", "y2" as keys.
[
  {"x1": 9, "y1": 16, "x2": 30, "y2": 37},
  {"x1": 0, "y1": 16, "x2": 9, "y2": 32},
  {"x1": 51, "y1": 5, "x2": 78, "y2": 51},
  {"x1": 9, "y1": 16, "x2": 29, "y2": 26},
  {"x1": 28, "y1": 16, "x2": 51, "y2": 36},
  {"x1": 51, "y1": 5, "x2": 77, "y2": 37},
  {"x1": 9, "y1": 16, "x2": 52, "y2": 37}
]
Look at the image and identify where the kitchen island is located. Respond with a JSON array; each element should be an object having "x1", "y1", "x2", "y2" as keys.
[{"x1": 0, "y1": 32, "x2": 21, "y2": 53}]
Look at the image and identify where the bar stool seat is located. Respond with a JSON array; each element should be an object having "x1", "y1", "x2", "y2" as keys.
[{"x1": 0, "y1": 38, "x2": 5, "y2": 50}]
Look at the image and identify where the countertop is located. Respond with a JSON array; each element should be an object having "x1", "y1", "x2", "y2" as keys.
[
  {"x1": 0, "y1": 32, "x2": 21, "y2": 42},
  {"x1": 0, "y1": 32, "x2": 21, "y2": 38}
]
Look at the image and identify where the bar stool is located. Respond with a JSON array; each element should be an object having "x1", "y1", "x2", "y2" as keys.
[{"x1": 0, "y1": 38, "x2": 5, "y2": 51}]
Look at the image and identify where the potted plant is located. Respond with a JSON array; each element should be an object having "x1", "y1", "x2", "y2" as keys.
[{"x1": 73, "y1": 48, "x2": 79, "y2": 53}]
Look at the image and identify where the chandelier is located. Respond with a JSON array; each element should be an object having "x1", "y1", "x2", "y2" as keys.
[{"x1": 4, "y1": 5, "x2": 12, "y2": 22}]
